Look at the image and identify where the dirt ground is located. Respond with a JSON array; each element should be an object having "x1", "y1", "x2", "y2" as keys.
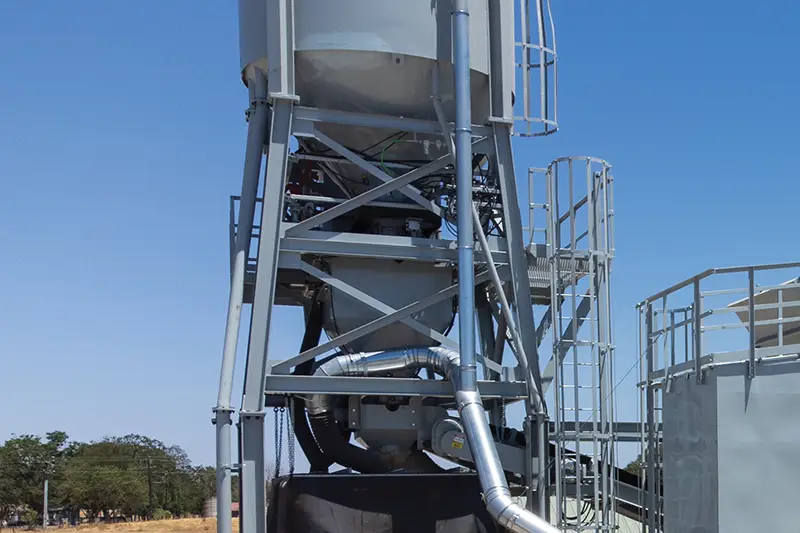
[{"x1": 69, "y1": 519, "x2": 234, "y2": 533}]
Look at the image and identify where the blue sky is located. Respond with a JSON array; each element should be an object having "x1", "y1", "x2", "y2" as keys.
[{"x1": 1, "y1": 1, "x2": 798, "y2": 470}]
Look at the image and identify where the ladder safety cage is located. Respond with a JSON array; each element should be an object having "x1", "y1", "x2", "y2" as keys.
[{"x1": 515, "y1": 0, "x2": 558, "y2": 137}]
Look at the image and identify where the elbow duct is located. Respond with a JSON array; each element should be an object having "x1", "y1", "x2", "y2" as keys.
[{"x1": 306, "y1": 347, "x2": 562, "y2": 533}]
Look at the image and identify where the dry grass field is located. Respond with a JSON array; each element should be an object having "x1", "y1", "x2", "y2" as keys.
[{"x1": 67, "y1": 519, "x2": 235, "y2": 533}]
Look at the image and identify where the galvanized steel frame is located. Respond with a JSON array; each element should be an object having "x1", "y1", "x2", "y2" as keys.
[
  {"x1": 218, "y1": 2, "x2": 570, "y2": 533},
  {"x1": 223, "y1": 76, "x2": 546, "y2": 533},
  {"x1": 636, "y1": 261, "x2": 800, "y2": 531},
  {"x1": 535, "y1": 157, "x2": 617, "y2": 532}
]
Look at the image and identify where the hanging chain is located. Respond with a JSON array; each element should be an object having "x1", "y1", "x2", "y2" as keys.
[
  {"x1": 286, "y1": 397, "x2": 296, "y2": 475},
  {"x1": 273, "y1": 407, "x2": 284, "y2": 478},
  {"x1": 501, "y1": 396, "x2": 507, "y2": 431}
]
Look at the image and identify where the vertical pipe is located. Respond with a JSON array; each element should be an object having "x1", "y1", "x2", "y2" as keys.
[
  {"x1": 669, "y1": 312, "x2": 676, "y2": 367},
  {"x1": 528, "y1": 168, "x2": 535, "y2": 245},
  {"x1": 638, "y1": 307, "x2": 646, "y2": 531},
  {"x1": 684, "y1": 309, "x2": 689, "y2": 363},
  {"x1": 215, "y1": 410, "x2": 232, "y2": 533},
  {"x1": 547, "y1": 164, "x2": 562, "y2": 526},
  {"x1": 215, "y1": 68, "x2": 268, "y2": 533},
  {"x1": 43, "y1": 479, "x2": 48, "y2": 528},
  {"x1": 586, "y1": 163, "x2": 599, "y2": 528},
  {"x1": 748, "y1": 267, "x2": 756, "y2": 377},
  {"x1": 521, "y1": 0, "x2": 530, "y2": 123},
  {"x1": 645, "y1": 304, "x2": 657, "y2": 533},
  {"x1": 454, "y1": 0, "x2": 476, "y2": 391},
  {"x1": 536, "y1": 415, "x2": 549, "y2": 521},
  {"x1": 778, "y1": 288, "x2": 784, "y2": 347},
  {"x1": 693, "y1": 279, "x2": 703, "y2": 384}
]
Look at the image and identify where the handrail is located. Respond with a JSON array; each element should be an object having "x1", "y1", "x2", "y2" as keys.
[{"x1": 637, "y1": 261, "x2": 800, "y2": 307}]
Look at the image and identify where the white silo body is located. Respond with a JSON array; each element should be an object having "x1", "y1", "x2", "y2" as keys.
[{"x1": 237, "y1": 0, "x2": 494, "y2": 122}]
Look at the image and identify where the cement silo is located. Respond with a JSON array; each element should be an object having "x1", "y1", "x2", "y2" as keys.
[{"x1": 212, "y1": 1, "x2": 621, "y2": 533}]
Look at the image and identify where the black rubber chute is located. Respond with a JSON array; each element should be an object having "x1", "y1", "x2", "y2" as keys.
[{"x1": 291, "y1": 298, "x2": 331, "y2": 473}]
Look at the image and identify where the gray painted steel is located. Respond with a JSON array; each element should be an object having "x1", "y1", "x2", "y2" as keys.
[
  {"x1": 640, "y1": 262, "x2": 800, "y2": 531},
  {"x1": 662, "y1": 369, "x2": 718, "y2": 533},
  {"x1": 322, "y1": 257, "x2": 453, "y2": 353},
  {"x1": 663, "y1": 359, "x2": 800, "y2": 533},
  {"x1": 214, "y1": 0, "x2": 625, "y2": 532},
  {"x1": 214, "y1": 69, "x2": 268, "y2": 533}
]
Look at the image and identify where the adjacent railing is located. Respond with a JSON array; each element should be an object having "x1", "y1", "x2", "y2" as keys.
[
  {"x1": 635, "y1": 261, "x2": 800, "y2": 531},
  {"x1": 637, "y1": 261, "x2": 800, "y2": 384}
]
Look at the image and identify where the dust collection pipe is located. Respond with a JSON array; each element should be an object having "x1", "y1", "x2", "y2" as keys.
[
  {"x1": 431, "y1": 66, "x2": 544, "y2": 416},
  {"x1": 451, "y1": 2, "x2": 559, "y2": 531},
  {"x1": 214, "y1": 66, "x2": 269, "y2": 533},
  {"x1": 306, "y1": 348, "x2": 561, "y2": 533},
  {"x1": 454, "y1": 0, "x2": 477, "y2": 393}
]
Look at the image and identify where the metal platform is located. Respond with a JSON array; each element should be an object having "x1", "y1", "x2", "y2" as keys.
[{"x1": 234, "y1": 211, "x2": 591, "y2": 308}]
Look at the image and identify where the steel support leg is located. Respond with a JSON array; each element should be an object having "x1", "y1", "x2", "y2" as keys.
[
  {"x1": 215, "y1": 408, "x2": 234, "y2": 533},
  {"x1": 526, "y1": 414, "x2": 549, "y2": 518},
  {"x1": 215, "y1": 68, "x2": 268, "y2": 533},
  {"x1": 477, "y1": 288, "x2": 502, "y2": 426},
  {"x1": 493, "y1": 123, "x2": 549, "y2": 516},
  {"x1": 239, "y1": 99, "x2": 295, "y2": 533},
  {"x1": 492, "y1": 124, "x2": 543, "y2": 396},
  {"x1": 239, "y1": 412, "x2": 265, "y2": 533}
]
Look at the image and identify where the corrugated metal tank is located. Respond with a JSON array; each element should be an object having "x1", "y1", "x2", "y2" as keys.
[{"x1": 203, "y1": 497, "x2": 217, "y2": 518}]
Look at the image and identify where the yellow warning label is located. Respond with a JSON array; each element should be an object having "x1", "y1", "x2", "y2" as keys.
[{"x1": 452, "y1": 434, "x2": 465, "y2": 450}]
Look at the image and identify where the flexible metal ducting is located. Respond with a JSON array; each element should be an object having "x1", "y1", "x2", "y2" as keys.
[
  {"x1": 306, "y1": 347, "x2": 561, "y2": 533},
  {"x1": 306, "y1": 347, "x2": 459, "y2": 474}
]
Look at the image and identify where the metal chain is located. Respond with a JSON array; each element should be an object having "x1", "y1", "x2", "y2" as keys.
[
  {"x1": 501, "y1": 396, "x2": 507, "y2": 431},
  {"x1": 273, "y1": 407, "x2": 283, "y2": 478},
  {"x1": 286, "y1": 398, "x2": 296, "y2": 475}
]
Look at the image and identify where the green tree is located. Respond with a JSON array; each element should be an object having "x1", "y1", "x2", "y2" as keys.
[
  {"x1": 0, "y1": 431, "x2": 71, "y2": 519},
  {"x1": 1, "y1": 431, "x2": 223, "y2": 522}
]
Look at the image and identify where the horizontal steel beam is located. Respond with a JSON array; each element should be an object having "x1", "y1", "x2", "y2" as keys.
[
  {"x1": 264, "y1": 374, "x2": 528, "y2": 399},
  {"x1": 548, "y1": 421, "x2": 658, "y2": 442},
  {"x1": 293, "y1": 106, "x2": 494, "y2": 138},
  {"x1": 280, "y1": 229, "x2": 509, "y2": 263},
  {"x1": 287, "y1": 194, "x2": 428, "y2": 211}
]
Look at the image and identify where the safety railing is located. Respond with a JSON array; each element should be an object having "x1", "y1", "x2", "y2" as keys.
[
  {"x1": 514, "y1": 0, "x2": 558, "y2": 137},
  {"x1": 529, "y1": 157, "x2": 616, "y2": 531},
  {"x1": 635, "y1": 261, "x2": 800, "y2": 531},
  {"x1": 637, "y1": 261, "x2": 800, "y2": 385}
]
